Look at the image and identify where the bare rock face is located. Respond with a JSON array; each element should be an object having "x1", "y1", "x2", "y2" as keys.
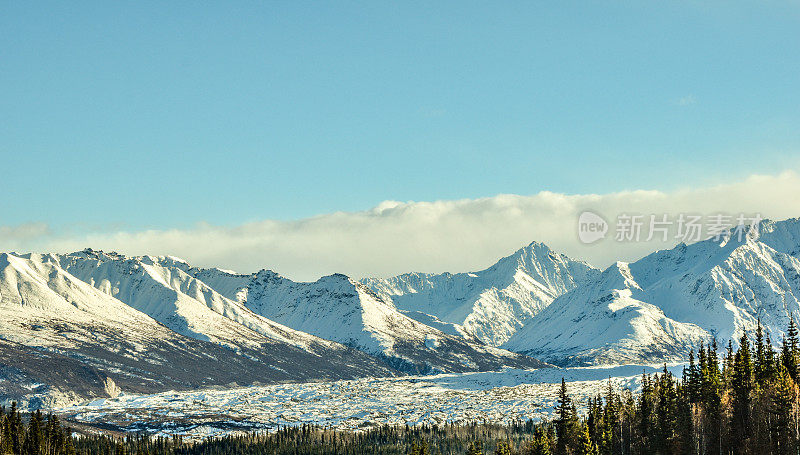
[{"x1": 103, "y1": 377, "x2": 121, "y2": 398}]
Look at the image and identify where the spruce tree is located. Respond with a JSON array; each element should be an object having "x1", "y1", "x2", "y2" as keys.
[
  {"x1": 724, "y1": 339, "x2": 735, "y2": 385},
  {"x1": 769, "y1": 362, "x2": 797, "y2": 455},
  {"x1": 601, "y1": 380, "x2": 620, "y2": 455},
  {"x1": 493, "y1": 440, "x2": 511, "y2": 455},
  {"x1": 465, "y1": 440, "x2": 484, "y2": 455},
  {"x1": 23, "y1": 409, "x2": 43, "y2": 455},
  {"x1": 764, "y1": 333, "x2": 777, "y2": 380},
  {"x1": 788, "y1": 317, "x2": 799, "y2": 353},
  {"x1": 787, "y1": 318, "x2": 800, "y2": 381},
  {"x1": 655, "y1": 366, "x2": 678, "y2": 451},
  {"x1": 576, "y1": 423, "x2": 598, "y2": 455},
  {"x1": 555, "y1": 378, "x2": 578, "y2": 454},
  {"x1": 0, "y1": 405, "x2": 7, "y2": 455},
  {"x1": 686, "y1": 350, "x2": 701, "y2": 403},
  {"x1": 701, "y1": 340, "x2": 723, "y2": 455},
  {"x1": 638, "y1": 373, "x2": 653, "y2": 453},
  {"x1": 675, "y1": 380, "x2": 696, "y2": 455},
  {"x1": 731, "y1": 332, "x2": 754, "y2": 453},
  {"x1": 527, "y1": 427, "x2": 552, "y2": 455},
  {"x1": 9, "y1": 402, "x2": 21, "y2": 455},
  {"x1": 755, "y1": 319, "x2": 768, "y2": 383}
]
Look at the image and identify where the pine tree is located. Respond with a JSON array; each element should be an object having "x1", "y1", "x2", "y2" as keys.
[
  {"x1": 686, "y1": 350, "x2": 701, "y2": 403},
  {"x1": 701, "y1": 340, "x2": 723, "y2": 455},
  {"x1": 555, "y1": 378, "x2": 578, "y2": 454},
  {"x1": 731, "y1": 332, "x2": 754, "y2": 453},
  {"x1": 465, "y1": 440, "x2": 484, "y2": 455},
  {"x1": 23, "y1": 409, "x2": 43, "y2": 455},
  {"x1": 576, "y1": 423, "x2": 598, "y2": 455},
  {"x1": 786, "y1": 318, "x2": 800, "y2": 382},
  {"x1": 770, "y1": 362, "x2": 797, "y2": 455},
  {"x1": 527, "y1": 427, "x2": 552, "y2": 455},
  {"x1": 9, "y1": 402, "x2": 22, "y2": 455},
  {"x1": 638, "y1": 373, "x2": 653, "y2": 453},
  {"x1": 755, "y1": 319, "x2": 769, "y2": 383},
  {"x1": 655, "y1": 366, "x2": 678, "y2": 451},
  {"x1": 493, "y1": 440, "x2": 512, "y2": 455}
]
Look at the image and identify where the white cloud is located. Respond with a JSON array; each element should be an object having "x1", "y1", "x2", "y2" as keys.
[
  {"x1": 2, "y1": 171, "x2": 800, "y2": 281},
  {"x1": 0, "y1": 222, "x2": 51, "y2": 245},
  {"x1": 676, "y1": 95, "x2": 696, "y2": 106}
]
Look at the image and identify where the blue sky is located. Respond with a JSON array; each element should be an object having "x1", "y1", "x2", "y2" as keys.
[{"x1": 2, "y1": 1, "x2": 799, "y2": 234}]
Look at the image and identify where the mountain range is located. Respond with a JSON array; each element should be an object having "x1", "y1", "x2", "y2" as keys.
[
  {"x1": 3, "y1": 217, "x2": 800, "y2": 407},
  {"x1": 502, "y1": 218, "x2": 800, "y2": 365},
  {"x1": 0, "y1": 250, "x2": 543, "y2": 407}
]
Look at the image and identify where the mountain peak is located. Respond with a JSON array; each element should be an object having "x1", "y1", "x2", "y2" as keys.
[
  {"x1": 598, "y1": 261, "x2": 641, "y2": 291},
  {"x1": 252, "y1": 269, "x2": 288, "y2": 285},
  {"x1": 315, "y1": 273, "x2": 363, "y2": 292},
  {"x1": 759, "y1": 217, "x2": 800, "y2": 257},
  {"x1": 490, "y1": 241, "x2": 558, "y2": 272},
  {"x1": 525, "y1": 240, "x2": 548, "y2": 249},
  {"x1": 73, "y1": 248, "x2": 124, "y2": 261}
]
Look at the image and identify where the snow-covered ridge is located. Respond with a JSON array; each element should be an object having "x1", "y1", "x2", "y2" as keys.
[
  {"x1": 362, "y1": 241, "x2": 600, "y2": 346},
  {"x1": 179, "y1": 267, "x2": 548, "y2": 374},
  {"x1": 502, "y1": 261, "x2": 710, "y2": 366},
  {"x1": 0, "y1": 252, "x2": 400, "y2": 408},
  {"x1": 54, "y1": 249, "x2": 327, "y2": 350},
  {"x1": 6, "y1": 217, "x2": 800, "y2": 406},
  {"x1": 1, "y1": 248, "x2": 549, "y2": 408},
  {"x1": 504, "y1": 219, "x2": 800, "y2": 365}
]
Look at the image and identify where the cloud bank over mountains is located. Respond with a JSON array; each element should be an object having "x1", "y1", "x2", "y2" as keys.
[{"x1": 3, "y1": 171, "x2": 800, "y2": 281}]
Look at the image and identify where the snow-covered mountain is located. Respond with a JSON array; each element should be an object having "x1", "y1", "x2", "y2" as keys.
[
  {"x1": 7, "y1": 217, "x2": 800, "y2": 404},
  {"x1": 502, "y1": 261, "x2": 710, "y2": 366},
  {"x1": 182, "y1": 268, "x2": 547, "y2": 374},
  {"x1": 0, "y1": 252, "x2": 399, "y2": 407},
  {"x1": 504, "y1": 219, "x2": 800, "y2": 366},
  {"x1": 55, "y1": 250, "x2": 327, "y2": 350},
  {"x1": 362, "y1": 242, "x2": 599, "y2": 346},
  {"x1": 0, "y1": 249, "x2": 549, "y2": 407}
]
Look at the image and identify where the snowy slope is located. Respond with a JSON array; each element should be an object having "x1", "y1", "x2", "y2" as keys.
[
  {"x1": 8, "y1": 217, "x2": 800, "y2": 404},
  {"x1": 628, "y1": 224, "x2": 800, "y2": 343},
  {"x1": 362, "y1": 242, "x2": 599, "y2": 346},
  {"x1": 0, "y1": 252, "x2": 170, "y2": 347},
  {"x1": 52, "y1": 249, "x2": 410, "y2": 365},
  {"x1": 183, "y1": 268, "x2": 548, "y2": 373},
  {"x1": 0, "y1": 252, "x2": 399, "y2": 408},
  {"x1": 55, "y1": 250, "x2": 311, "y2": 349},
  {"x1": 503, "y1": 262, "x2": 710, "y2": 366},
  {"x1": 760, "y1": 217, "x2": 800, "y2": 257},
  {"x1": 505, "y1": 219, "x2": 800, "y2": 366}
]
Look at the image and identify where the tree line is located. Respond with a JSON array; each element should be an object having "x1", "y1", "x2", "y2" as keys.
[
  {"x1": 3, "y1": 319, "x2": 800, "y2": 454},
  {"x1": 1, "y1": 405, "x2": 75, "y2": 455},
  {"x1": 546, "y1": 318, "x2": 800, "y2": 455}
]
